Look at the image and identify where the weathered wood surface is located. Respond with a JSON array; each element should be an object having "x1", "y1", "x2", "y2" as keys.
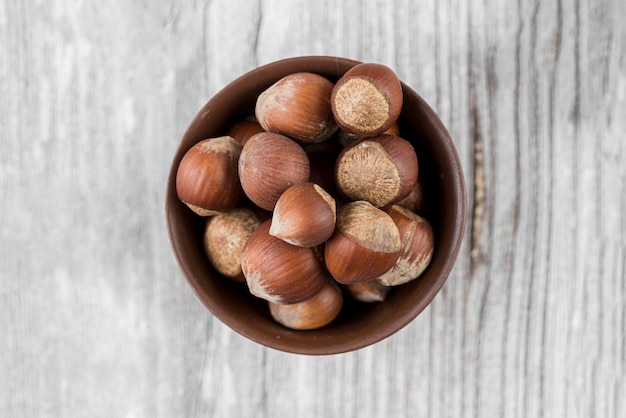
[{"x1": 1, "y1": 0, "x2": 625, "y2": 417}]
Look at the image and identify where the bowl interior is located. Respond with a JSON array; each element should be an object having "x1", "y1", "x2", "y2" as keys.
[{"x1": 165, "y1": 56, "x2": 466, "y2": 355}]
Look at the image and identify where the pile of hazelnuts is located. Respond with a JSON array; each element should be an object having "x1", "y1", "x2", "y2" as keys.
[{"x1": 176, "y1": 63, "x2": 434, "y2": 331}]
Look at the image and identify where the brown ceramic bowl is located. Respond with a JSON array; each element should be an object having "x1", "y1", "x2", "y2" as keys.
[{"x1": 165, "y1": 56, "x2": 466, "y2": 355}]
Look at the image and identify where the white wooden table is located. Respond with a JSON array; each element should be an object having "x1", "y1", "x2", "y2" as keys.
[{"x1": 2, "y1": 1, "x2": 625, "y2": 416}]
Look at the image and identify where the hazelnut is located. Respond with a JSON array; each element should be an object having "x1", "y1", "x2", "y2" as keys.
[
  {"x1": 269, "y1": 182, "x2": 336, "y2": 247},
  {"x1": 255, "y1": 72, "x2": 338, "y2": 143},
  {"x1": 324, "y1": 201, "x2": 402, "y2": 284},
  {"x1": 377, "y1": 205, "x2": 435, "y2": 286},
  {"x1": 226, "y1": 116, "x2": 265, "y2": 146},
  {"x1": 269, "y1": 281, "x2": 343, "y2": 330},
  {"x1": 335, "y1": 134, "x2": 418, "y2": 208},
  {"x1": 343, "y1": 280, "x2": 391, "y2": 303},
  {"x1": 395, "y1": 175, "x2": 426, "y2": 214},
  {"x1": 238, "y1": 132, "x2": 310, "y2": 211},
  {"x1": 202, "y1": 207, "x2": 261, "y2": 282},
  {"x1": 336, "y1": 120, "x2": 401, "y2": 147},
  {"x1": 241, "y1": 220, "x2": 328, "y2": 304},
  {"x1": 176, "y1": 136, "x2": 243, "y2": 216},
  {"x1": 331, "y1": 63, "x2": 403, "y2": 136}
]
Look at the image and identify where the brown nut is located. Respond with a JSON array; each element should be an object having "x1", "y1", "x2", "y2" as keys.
[
  {"x1": 336, "y1": 120, "x2": 401, "y2": 147},
  {"x1": 226, "y1": 116, "x2": 265, "y2": 146},
  {"x1": 269, "y1": 281, "x2": 343, "y2": 330},
  {"x1": 176, "y1": 136, "x2": 243, "y2": 216},
  {"x1": 342, "y1": 280, "x2": 391, "y2": 303},
  {"x1": 376, "y1": 205, "x2": 435, "y2": 286},
  {"x1": 331, "y1": 63, "x2": 403, "y2": 137},
  {"x1": 335, "y1": 134, "x2": 418, "y2": 208},
  {"x1": 202, "y1": 207, "x2": 261, "y2": 282},
  {"x1": 255, "y1": 72, "x2": 338, "y2": 144},
  {"x1": 238, "y1": 132, "x2": 310, "y2": 211},
  {"x1": 269, "y1": 182, "x2": 336, "y2": 247},
  {"x1": 241, "y1": 220, "x2": 328, "y2": 304},
  {"x1": 395, "y1": 175, "x2": 426, "y2": 214},
  {"x1": 324, "y1": 201, "x2": 402, "y2": 284}
]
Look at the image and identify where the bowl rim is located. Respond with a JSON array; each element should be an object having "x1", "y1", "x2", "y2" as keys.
[{"x1": 165, "y1": 55, "x2": 467, "y2": 355}]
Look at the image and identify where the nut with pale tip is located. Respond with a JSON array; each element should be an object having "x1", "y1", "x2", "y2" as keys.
[
  {"x1": 226, "y1": 116, "x2": 265, "y2": 146},
  {"x1": 241, "y1": 220, "x2": 329, "y2": 305},
  {"x1": 395, "y1": 175, "x2": 426, "y2": 214},
  {"x1": 342, "y1": 280, "x2": 391, "y2": 303},
  {"x1": 175, "y1": 136, "x2": 243, "y2": 216},
  {"x1": 202, "y1": 207, "x2": 262, "y2": 282},
  {"x1": 335, "y1": 134, "x2": 418, "y2": 208},
  {"x1": 324, "y1": 201, "x2": 402, "y2": 284},
  {"x1": 336, "y1": 120, "x2": 401, "y2": 147},
  {"x1": 256, "y1": 72, "x2": 338, "y2": 144},
  {"x1": 376, "y1": 205, "x2": 435, "y2": 286},
  {"x1": 269, "y1": 182, "x2": 336, "y2": 247},
  {"x1": 269, "y1": 281, "x2": 343, "y2": 330},
  {"x1": 331, "y1": 63, "x2": 403, "y2": 137}
]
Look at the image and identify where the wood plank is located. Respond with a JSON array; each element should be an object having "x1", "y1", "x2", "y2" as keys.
[{"x1": 0, "y1": 0, "x2": 624, "y2": 416}]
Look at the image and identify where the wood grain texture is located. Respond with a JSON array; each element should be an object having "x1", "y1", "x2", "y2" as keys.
[{"x1": 1, "y1": 0, "x2": 624, "y2": 417}]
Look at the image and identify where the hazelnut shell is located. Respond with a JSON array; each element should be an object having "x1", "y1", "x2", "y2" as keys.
[
  {"x1": 269, "y1": 281, "x2": 343, "y2": 330},
  {"x1": 395, "y1": 175, "x2": 426, "y2": 214},
  {"x1": 335, "y1": 134, "x2": 418, "y2": 208},
  {"x1": 324, "y1": 201, "x2": 402, "y2": 284},
  {"x1": 331, "y1": 63, "x2": 403, "y2": 136},
  {"x1": 241, "y1": 220, "x2": 329, "y2": 304},
  {"x1": 377, "y1": 205, "x2": 435, "y2": 286},
  {"x1": 226, "y1": 117, "x2": 265, "y2": 146},
  {"x1": 202, "y1": 207, "x2": 261, "y2": 282},
  {"x1": 270, "y1": 182, "x2": 336, "y2": 247},
  {"x1": 238, "y1": 132, "x2": 310, "y2": 211},
  {"x1": 175, "y1": 136, "x2": 243, "y2": 216},
  {"x1": 256, "y1": 72, "x2": 338, "y2": 143},
  {"x1": 342, "y1": 280, "x2": 391, "y2": 303}
]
